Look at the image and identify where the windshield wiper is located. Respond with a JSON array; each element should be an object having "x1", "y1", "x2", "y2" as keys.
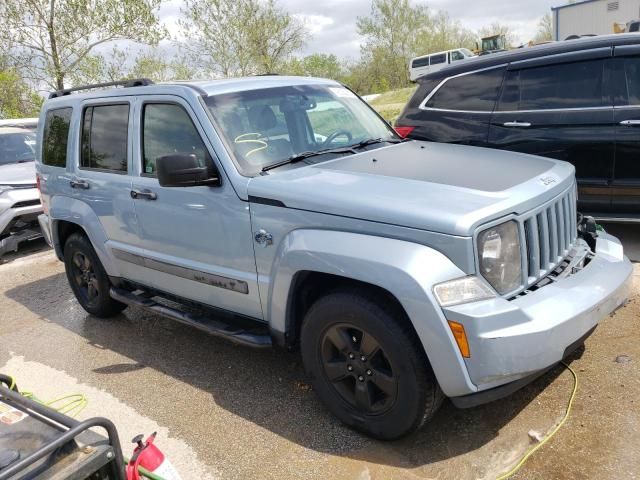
[
  {"x1": 261, "y1": 137, "x2": 409, "y2": 173},
  {"x1": 261, "y1": 147, "x2": 356, "y2": 172}
]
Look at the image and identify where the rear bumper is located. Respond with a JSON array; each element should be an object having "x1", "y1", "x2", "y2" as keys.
[
  {"x1": 444, "y1": 232, "x2": 632, "y2": 398},
  {"x1": 38, "y1": 213, "x2": 53, "y2": 248}
]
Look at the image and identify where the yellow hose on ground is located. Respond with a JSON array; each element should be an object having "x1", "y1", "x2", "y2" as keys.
[{"x1": 495, "y1": 362, "x2": 578, "y2": 479}]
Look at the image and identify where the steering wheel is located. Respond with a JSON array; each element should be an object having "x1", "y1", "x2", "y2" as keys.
[{"x1": 322, "y1": 130, "x2": 352, "y2": 148}]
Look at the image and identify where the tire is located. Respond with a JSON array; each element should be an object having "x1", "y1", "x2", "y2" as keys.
[
  {"x1": 63, "y1": 232, "x2": 126, "y2": 318},
  {"x1": 300, "y1": 290, "x2": 443, "y2": 440}
]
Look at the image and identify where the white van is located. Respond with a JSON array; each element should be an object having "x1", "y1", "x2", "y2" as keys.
[{"x1": 409, "y1": 48, "x2": 476, "y2": 81}]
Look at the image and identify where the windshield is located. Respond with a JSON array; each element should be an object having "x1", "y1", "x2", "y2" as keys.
[
  {"x1": 460, "y1": 48, "x2": 475, "y2": 57},
  {"x1": 0, "y1": 130, "x2": 37, "y2": 166},
  {"x1": 205, "y1": 84, "x2": 397, "y2": 175}
]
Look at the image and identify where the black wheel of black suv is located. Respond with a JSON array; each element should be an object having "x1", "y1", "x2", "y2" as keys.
[
  {"x1": 300, "y1": 289, "x2": 443, "y2": 440},
  {"x1": 64, "y1": 233, "x2": 126, "y2": 318}
]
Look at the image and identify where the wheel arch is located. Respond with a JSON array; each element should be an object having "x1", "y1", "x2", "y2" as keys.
[{"x1": 266, "y1": 229, "x2": 478, "y2": 397}]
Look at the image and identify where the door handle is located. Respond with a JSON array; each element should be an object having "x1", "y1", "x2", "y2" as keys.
[
  {"x1": 619, "y1": 119, "x2": 640, "y2": 126},
  {"x1": 70, "y1": 179, "x2": 90, "y2": 189},
  {"x1": 503, "y1": 121, "x2": 532, "y2": 128},
  {"x1": 130, "y1": 189, "x2": 157, "y2": 200}
]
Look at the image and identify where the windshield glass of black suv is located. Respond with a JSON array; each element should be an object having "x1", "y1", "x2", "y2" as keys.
[
  {"x1": 205, "y1": 84, "x2": 396, "y2": 175},
  {"x1": 0, "y1": 130, "x2": 37, "y2": 165}
]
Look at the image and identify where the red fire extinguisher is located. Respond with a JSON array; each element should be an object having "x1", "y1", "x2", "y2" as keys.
[{"x1": 126, "y1": 432, "x2": 181, "y2": 480}]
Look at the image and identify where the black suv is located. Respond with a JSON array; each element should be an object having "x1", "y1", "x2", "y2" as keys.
[{"x1": 396, "y1": 34, "x2": 640, "y2": 218}]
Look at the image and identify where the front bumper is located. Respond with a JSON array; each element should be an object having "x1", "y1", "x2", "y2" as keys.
[
  {"x1": 0, "y1": 188, "x2": 43, "y2": 256},
  {"x1": 444, "y1": 231, "x2": 632, "y2": 400}
]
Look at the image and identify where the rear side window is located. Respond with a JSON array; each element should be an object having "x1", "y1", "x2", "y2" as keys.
[
  {"x1": 81, "y1": 104, "x2": 129, "y2": 172},
  {"x1": 142, "y1": 103, "x2": 210, "y2": 176},
  {"x1": 499, "y1": 59, "x2": 605, "y2": 111},
  {"x1": 622, "y1": 57, "x2": 640, "y2": 105},
  {"x1": 412, "y1": 57, "x2": 429, "y2": 68},
  {"x1": 430, "y1": 54, "x2": 446, "y2": 65},
  {"x1": 42, "y1": 108, "x2": 72, "y2": 167},
  {"x1": 427, "y1": 67, "x2": 505, "y2": 111}
]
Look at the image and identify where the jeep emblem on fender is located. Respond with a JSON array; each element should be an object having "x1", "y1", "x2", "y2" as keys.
[{"x1": 540, "y1": 176, "x2": 557, "y2": 186}]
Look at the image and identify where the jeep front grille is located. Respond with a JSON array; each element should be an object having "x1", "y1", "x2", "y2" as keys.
[{"x1": 521, "y1": 184, "x2": 578, "y2": 289}]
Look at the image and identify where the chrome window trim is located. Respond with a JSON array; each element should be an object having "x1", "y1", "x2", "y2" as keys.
[
  {"x1": 418, "y1": 63, "x2": 508, "y2": 111},
  {"x1": 497, "y1": 106, "x2": 612, "y2": 114}
]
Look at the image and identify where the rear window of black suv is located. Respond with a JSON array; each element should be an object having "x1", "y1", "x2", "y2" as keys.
[{"x1": 425, "y1": 67, "x2": 505, "y2": 112}]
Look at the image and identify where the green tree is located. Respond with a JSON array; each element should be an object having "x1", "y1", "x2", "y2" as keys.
[
  {"x1": 0, "y1": 0, "x2": 166, "y2": 90},
  {"x1": 534, "y1": 13, "x2": 554, "y2": 42},
  {"x1": 417, "y1": 11, "x2": 476, "y2": 53},
  {"x1": 357, "y1": 0, "x2": 429, "y2": 89},
  {"x1": 282, "y1": 54, "x2": 344, "y2": 80},
  {"x1": 0, "y1": 69, "x2": 42, "y2": 119},
  {"x1": 179, "y1": 0, "x2": 306, "y2": 77},
  {"x1": 69, "y1": 47, "x2": 197, "y2": 85}
]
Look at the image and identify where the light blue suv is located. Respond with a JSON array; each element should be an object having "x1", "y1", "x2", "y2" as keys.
[{"x1": 36, "y1": 77, "x2": 632, "y2": 439}]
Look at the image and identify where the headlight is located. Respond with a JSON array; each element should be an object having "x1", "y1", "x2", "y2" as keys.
[
  {"x1": 433, "y1": 276, "x2": 495, "y2": 307},
  {"x1": 477, "y1": 220, "x2": 522, "y2": 295}
]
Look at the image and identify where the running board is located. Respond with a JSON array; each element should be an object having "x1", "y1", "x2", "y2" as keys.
[{"x1": 109, "y1": 287, "x2": 272, "y2": 348}]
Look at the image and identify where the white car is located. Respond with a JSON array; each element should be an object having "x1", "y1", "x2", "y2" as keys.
[
  {"x1": 409, "y1": 48, "x2": 476, "y2": 81},
  {"x1": 0, "y1": 125, "x2": 43, "y2": 256}
]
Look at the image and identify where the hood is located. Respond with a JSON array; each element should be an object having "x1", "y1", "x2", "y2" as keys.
[
  {"x1": 0, "y1": 162, "x2": 37, "y2": 186},
  {"x1": 248, "y1": 141, "x2": 575, "y2": 237}
]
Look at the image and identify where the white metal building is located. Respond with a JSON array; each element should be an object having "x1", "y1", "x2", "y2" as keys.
[{"x1": 552, "y1": 0, "x2": 640, "y2": 40}]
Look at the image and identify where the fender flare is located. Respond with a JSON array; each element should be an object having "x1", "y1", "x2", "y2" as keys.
[
  {"x1": 267, "y1": 229, "x2": 477, "y2": 396},
  {"x1": 49, "y1": 196, "x2": 119, "y2": 277}
]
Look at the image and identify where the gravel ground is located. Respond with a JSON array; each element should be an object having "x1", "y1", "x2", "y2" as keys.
[{"x1": 0, "y1": 228, "x2": 638, "y2": 480}]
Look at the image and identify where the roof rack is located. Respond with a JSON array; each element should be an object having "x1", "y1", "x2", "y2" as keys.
[{"x1": 48, "y1": 78, "x2": 154, "y2": 99}]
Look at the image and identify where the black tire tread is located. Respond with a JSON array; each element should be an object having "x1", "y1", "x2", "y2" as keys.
[
  {"x1": 64, "y1": 232, "x2": 126, "y2": 318},
  {"x1": 301, "y1": 287, "x2": 443, "y2": 439}
]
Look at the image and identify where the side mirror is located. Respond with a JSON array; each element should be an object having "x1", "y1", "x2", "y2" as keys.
[{"x1": 156, "y1": 153, "x2": 220, "y2": 188}]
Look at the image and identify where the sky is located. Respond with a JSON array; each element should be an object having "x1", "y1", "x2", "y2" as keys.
[{"x1": 158, "y1": 0, "x2": 560, "y2": 61}]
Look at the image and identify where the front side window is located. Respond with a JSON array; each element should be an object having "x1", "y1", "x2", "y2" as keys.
[
  {"x1": 205, "y1": 84, "x2": 396, "y2": 175},
  {"x1": 142, "y1": 104, "x2": 210, "y2": 176},
  {"x1": 42, "y1": 108, "x2": 72, "y2": 167},
  {"x1": 450, "y1": 50, "x2": 465, "y2": 62},
  {"x1": 499, "y1": 59, "x2": 604, "y2": 111},
  {"x1": 81, "y1": 104, "x2": 129, "y2": 172},
  {"x1": 427, "y1": 67, "x2": 505, "y2": 111}
]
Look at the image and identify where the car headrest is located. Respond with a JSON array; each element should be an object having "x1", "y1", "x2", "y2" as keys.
[{"x1": 248, "y1": 105, "x2": 277, "y2": 131}]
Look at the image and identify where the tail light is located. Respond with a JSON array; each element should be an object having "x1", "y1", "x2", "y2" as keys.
[
  {"x1": 36, "y1": 174, "x2": 48, "y2": 214},
  {"x1": 394, "y1": 126, "x2": 415, "y2": 138}
]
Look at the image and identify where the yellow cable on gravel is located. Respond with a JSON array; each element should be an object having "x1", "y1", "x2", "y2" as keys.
[{"x1": 495, "y1": 362, "x2": 578, "y2": 480}]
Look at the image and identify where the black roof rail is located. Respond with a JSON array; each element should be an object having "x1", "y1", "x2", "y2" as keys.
[{"x1": 48, "y1": 78, "x2": 154, "y2": 99}]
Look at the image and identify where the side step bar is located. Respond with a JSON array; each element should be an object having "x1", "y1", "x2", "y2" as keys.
[{"x1": 109, "y1": 288, "x2": 272, "y2": 348}]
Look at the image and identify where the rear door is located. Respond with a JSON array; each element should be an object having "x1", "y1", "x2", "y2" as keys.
[
  {"x1": 488, "y1": 49, "x2": 615, "y2": 213},
  {"x1": 73, "y1": 99, "x2": 138, "y2": 249},
  {"x1": 611, "y1": 45, "x2": 640, "y2": 214},
  {"x1": 406, "y1": 65, "x2": 505, "y2": 146}
]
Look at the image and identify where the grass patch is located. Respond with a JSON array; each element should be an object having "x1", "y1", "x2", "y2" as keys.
[
  {"x1": 368, "y1": 87, "x2": 416, "y2": 107},
  {"x1": 368, "y1": 87, "x2": 416, "y2": 125}
]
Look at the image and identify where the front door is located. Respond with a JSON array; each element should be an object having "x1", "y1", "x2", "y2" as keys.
[
  {"x1": 125, "y1": 97, "x2": 262, "y2": 320},
  {"x1": 488, "y1": 54, "x2": 615, "y2": 213},
  {"x1": 612, "y1": 50, "x2": 640, "y2": 214}
]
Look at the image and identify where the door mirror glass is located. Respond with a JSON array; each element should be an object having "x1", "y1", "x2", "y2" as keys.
[{"x1": 156, "y1": 153, "x2": 220, "y2": 187}]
